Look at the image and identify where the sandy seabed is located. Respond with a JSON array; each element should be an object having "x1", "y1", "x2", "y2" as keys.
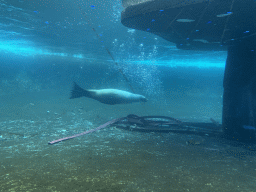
[{"x1": 0, "y1": 89, "x2": 255, "y2": 192}]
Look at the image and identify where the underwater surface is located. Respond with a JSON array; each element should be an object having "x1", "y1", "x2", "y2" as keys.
[{"x1": 0, "y1": 0, "x2": 255, "y2": 191}]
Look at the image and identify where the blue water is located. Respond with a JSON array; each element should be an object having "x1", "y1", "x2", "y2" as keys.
[{"x1": 0, "y1": 1, "x2": 255, "y2": 191}]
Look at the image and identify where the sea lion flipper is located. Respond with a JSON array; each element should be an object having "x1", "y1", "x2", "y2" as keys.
[{"x1": 70, "y1": 82, "x2": 91, "y2": 99}]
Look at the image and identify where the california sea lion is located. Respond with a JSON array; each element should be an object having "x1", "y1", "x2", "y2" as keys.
[{"x1": 70, "y1": 82, "x2": 147, "y2": 105}]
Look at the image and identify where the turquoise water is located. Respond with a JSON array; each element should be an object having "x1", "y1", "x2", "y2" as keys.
[{"x1": 0, "y1": 1, "x2": 256, "y2": 191}]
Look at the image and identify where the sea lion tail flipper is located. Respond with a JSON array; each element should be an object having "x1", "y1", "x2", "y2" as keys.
[{"x1": 70, "y1": 82, "x2": 91, "y2": 99}]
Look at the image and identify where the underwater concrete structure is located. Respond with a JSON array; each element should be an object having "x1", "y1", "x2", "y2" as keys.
[{"x1": 121, "y1": 0, "x2": 256, "y2": 142}]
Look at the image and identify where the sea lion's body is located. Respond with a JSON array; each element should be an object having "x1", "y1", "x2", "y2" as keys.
[{"x1": 70, "y1": 82, "x2": 147, "y2": 105}]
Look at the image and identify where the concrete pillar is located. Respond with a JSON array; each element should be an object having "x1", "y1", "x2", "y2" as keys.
[{"x1": 222, "y1": 38, "x2": 256, "y2": 143}]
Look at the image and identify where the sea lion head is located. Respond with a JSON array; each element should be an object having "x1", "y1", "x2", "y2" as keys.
[{"x1": 139, "y1": 95, "x2": 148, "y2": 102}]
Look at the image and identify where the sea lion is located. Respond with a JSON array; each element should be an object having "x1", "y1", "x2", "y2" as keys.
[{"x1": 70, "y1": 82, "x2": 147, "y2": 105}]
